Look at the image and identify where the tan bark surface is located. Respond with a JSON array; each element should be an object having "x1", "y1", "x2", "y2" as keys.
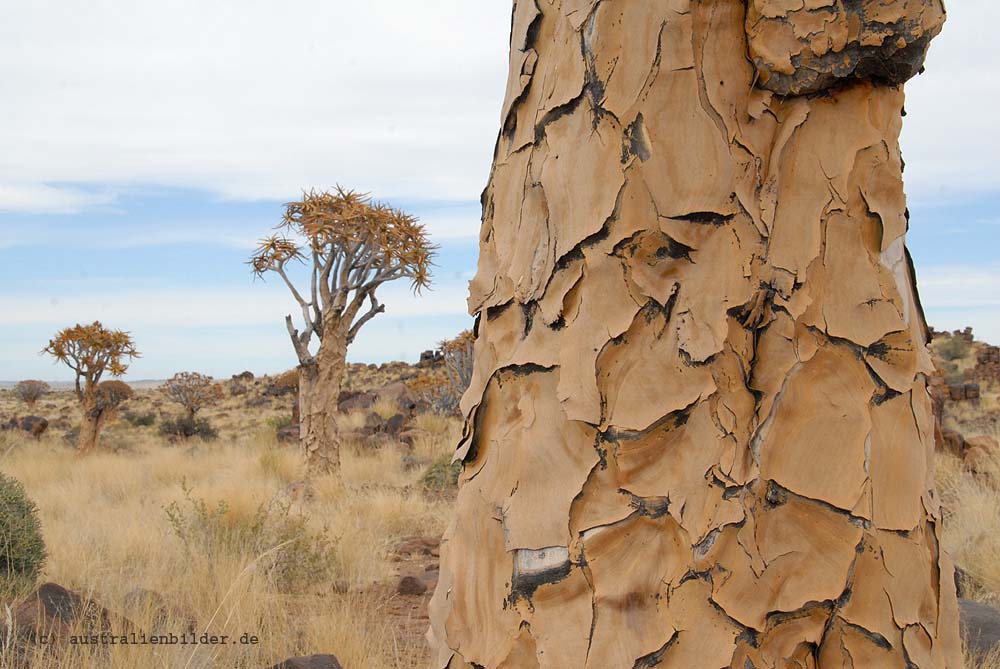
[
  {"x1": 429, "y1": 1, "x2": 959, "y2": 667},
  {"x1": 299, "y1": 335, "x2": 347, "y2": 474}
]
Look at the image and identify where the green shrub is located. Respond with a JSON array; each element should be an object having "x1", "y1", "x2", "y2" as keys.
[
  {"x1": 165, "y1": 481, "x2": 332, "y2": 594},
  {"x1": 266, "y1": 415, "x2": 294, "y2": 432},
  {"x1": 0, "y1": 474, "x2": 46, "y2": 599},
  {"x1": 123, "y1": 410, "x2": 157, "y2": 427},
  {"x1": 159, "y1": 415, "x2": 218, "y2": 441},
  {"x1": 937, "y1": 336, "x2": 971, "y2": 361},
  {"x1": 420, "y1": 454, "x2": 462, "y2": 490}
]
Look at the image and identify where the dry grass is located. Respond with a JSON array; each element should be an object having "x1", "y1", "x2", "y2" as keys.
[
  {"x1": 1, "y1": 367, "x2": 999, "y2": 667},
  {"x1": 0, "y1": 384, "x2": 457, "y2": 669}
]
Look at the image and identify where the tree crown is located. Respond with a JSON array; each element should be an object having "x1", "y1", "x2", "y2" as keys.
[
  {"x1": 43, "y1": 322, "x2": 139, "y2": 399},
  {"x1": 249, "y1": 187, "x2": 437, "y2": 364}
]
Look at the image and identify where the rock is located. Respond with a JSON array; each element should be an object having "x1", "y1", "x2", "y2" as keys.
[
  {"x1": 384, "y1": 413, "x2": 407, "y2": 436},
  {"x1": 398, "y1": 429, "x2": 425, "y2": 448},
  {"x1": 248, "y1": 397, "x2": 270, "y2": 408},
  {"x1": 418, "y1": 350, "x2": 444, "y2": 368},
  {"x1": 960, "y1": 599, "x2": 1000, "y2": 659},
  {"x1": 421, "y1": 567, "x2": 440, "y2": 591},
  {"x1": 393, "y1": 536, "x2": 440, "y2": 559},
  {"x1": 19, "y1": 416, "x2": 48, "y2": 439},
  {"x1": 362, "y1": 412, "x2": 384, "y2": 435},
  {"x1": 277, "y1": 425, "x2": 299, "y2": 444},
  {"x1": 338, "y1": 390, "x2": 375, "y2": 413},
  {"x1": 965, "y1": 446, "x2": 997, "y2": 474},
  {"x1": 9, "y1": 583, "x2": 133, "y2": 644},
  {"x1": 267, "y1": 654, "x2": 343, "y2": 669},
  {"x1": 938, "y1": 427, "x2": 967, "y2": 457},
  {"x1": 967, "y1": 435, "x2": 999, "y2": 453},
  {"x1": 397, "y1": 575, "x2": 428, "y2": 596},
  {"x1": 374, "y1": 382, "x2": 416, "y2": 411}
]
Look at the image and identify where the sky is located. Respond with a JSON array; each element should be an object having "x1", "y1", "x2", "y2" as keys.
[{"x1": 0, "y1": 1, "x2": 998, "y2": 382}]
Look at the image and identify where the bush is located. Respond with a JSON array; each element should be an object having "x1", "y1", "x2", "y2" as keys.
[
  {"x1": 123, "y1": 410, "x2": 157, "y2": 427},
  {"x1": 159, "y1": 415, "x2": 218, "y2": 441},
  {"x1": 165, "y1": 482, "x2": 333, "y2": 593},
  {"x1": 161, "y1": 372, "x2": 222, "y2": 417},
  {"x1": 13, "y1": 380, "x2": 50, "y2": 407},
  {"x1": 267, "y1": 415, "x2": 294, "y2": 432},
  {"x1": 0, "y1": 474, "x2": 47, "y2": 599},
  {"x1": 938, "y1": 336, "x2": 971, "y2": 362},
  {"x1": 420, "y1": 454, "x2": 463, "y2": 490}
]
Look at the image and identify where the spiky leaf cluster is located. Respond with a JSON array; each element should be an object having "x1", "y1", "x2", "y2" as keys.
[
  {"x1": 43, "y1": 322, "x2": 140, "y2": 400},
  {"x1": 249, "y1": 187, "x2": 436, "y2": 365}
]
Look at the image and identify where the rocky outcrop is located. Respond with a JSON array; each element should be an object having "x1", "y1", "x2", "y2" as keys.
[
  {"x1": 971, "y1": 346, "x2": 1000, "y2": 384},
  {"x1": 949, "y1": 383, "x2": 982, "y2": 401}
]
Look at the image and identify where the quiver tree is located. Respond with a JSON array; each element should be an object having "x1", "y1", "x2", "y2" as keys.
[
  {"x1": 410, "y1": 331, "x2": 476, "y2": 415},
  {"x1": 13, "y1": 380, "x2": 50, "y2": 408},
  {"x1": 162, "y1": 372, "x2": 222, "y2": 418},
  {"x1": 43, "y1": 322, "x2": 139, "y2": 454},
  {"x1": 251, "y1": 187, "x2": 435, "y2": 473},
  {"x1": 429, "y1": 1, "x2": 961, "y2": 668}
]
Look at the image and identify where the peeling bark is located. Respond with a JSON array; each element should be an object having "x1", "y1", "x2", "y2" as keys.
[
  {"x1": 430, "y1": 0, "x2": 959, "y2": 667},
  {"x1": 298, "y1": 334, "x2": 346, "y2": 474}
]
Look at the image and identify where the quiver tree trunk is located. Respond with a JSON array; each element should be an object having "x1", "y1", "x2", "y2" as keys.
[
  {"x1": 77, "y1": 403, "x2": 105, "y2": 455},
  {"x1": 298, "y1": 335, "x2": 347, "y2": 474},
  {"x1": 428, "y1": 1, "x2": 961, "y2": 667}
]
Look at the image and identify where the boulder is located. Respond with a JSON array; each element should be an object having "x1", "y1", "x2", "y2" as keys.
[
  {"x1": 338, "y1": 390, "x2": 375, "y2": 413},
  {"x1": 960, "y1": 599, "x2": 1000, "y2": 659},
  {"x1": 8, "y1": 583, "x2": 133, "y2": 644},
  {"x1": 393, "y1": 536, "x2": 440, "y2": 559},
  {"x1": 362, "y1": 412, "x2": 384, "y2": 435},
  {"x1": 277, "y1": 425, "x2": 299, "y2": 444},
  {"x1": 965, "y1": 446, "x2": 997, "y2": 474},
  {"x1": 938, "y1": 427, "x2": 967, "y2": 457},
  {"x1": 384, "y1": 413, "x2": 407, "y2": 436},
  {"x1": 20, "y1": 416, "x2": 48, "y2": 439},
  {"x1": 418, "y1": 350, "x2": 444, "y2": 367},
  {"x1": 374, "y1": 382, "x2": 416, "y2": 411},
  {"x1": 967, "y1": 435, "x2": 999, "y2": 453},
  {"x1": 267, "y1": 654, "x2": 343, "y2": 669},
  {"x1": 397, "y1": 575, "x2": 428, "y2": 596}
]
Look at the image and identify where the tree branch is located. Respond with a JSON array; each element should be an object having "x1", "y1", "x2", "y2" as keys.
[{"x1": 347, "y1": 293, "x2": 385, "y2": 344}]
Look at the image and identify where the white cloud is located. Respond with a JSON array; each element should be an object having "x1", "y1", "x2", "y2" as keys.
[
  {"x1": 0, "y1": 183, "x2": 116, "y2": 214},
  {"x1": 916, "y1": 264, "x2": 1000, "y2": 345},
  {"x1": 0, "y1": 281, "x2": 470, "y2": 328},
  {"x1": 900, "y1": 0, "x2": 1000, "y2": 198},
  {"x1": 917, "y1": 264, "x2": 1000, "y2": 309},
  {"x1": 0, "y1": 1, "x2": 511, "y2": 208}
]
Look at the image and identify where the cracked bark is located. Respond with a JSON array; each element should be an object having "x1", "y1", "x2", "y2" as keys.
[{"x1": 429, "y1": 1, "x2": 959, "y2": 667}]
